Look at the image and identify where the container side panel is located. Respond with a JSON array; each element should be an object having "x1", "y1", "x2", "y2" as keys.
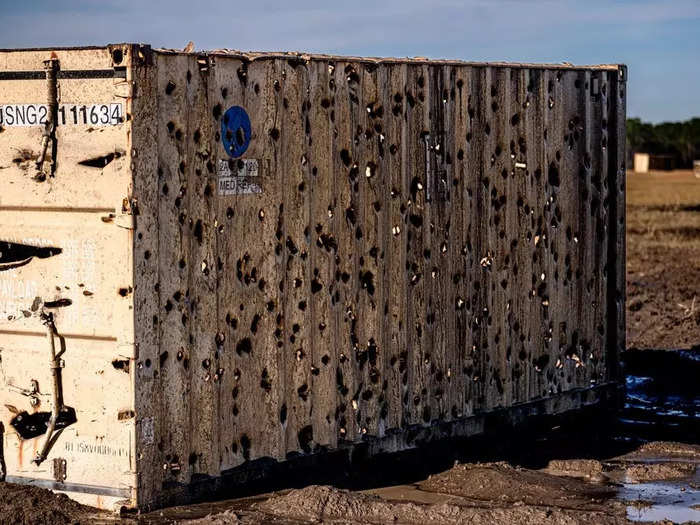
[
  {"x1": 608, "y1": 68, "x2": 626, "y2": 381},
  {"x1": 184, "y1": 55, "x2": 219, "y2": 478},
  {"x1": 330, "y1": 60, "x2": 361, "y2": 441},
  {"x1": 212, "y1": 57, "x2": 286, "y2": 469},
  {"x1": 307, "y1": 61, "x2": 338, "y2": 448},
  {"x1": 142, "y1": 53, "x2": 622, "y2": 509},
  {"x1": 384, "y1": 63, "x2": 408, "y2": 429},
  {"x1": 152, "y1": 54, "x2": 196, "y2": 496},
  {"x1": 131, "y1": 52, "x2": 162, "y2": 508}
]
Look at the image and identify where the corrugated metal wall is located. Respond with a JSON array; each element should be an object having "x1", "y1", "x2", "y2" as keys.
[{"x1": 131, "y1": 51, "x2": 626, "y2": 507}]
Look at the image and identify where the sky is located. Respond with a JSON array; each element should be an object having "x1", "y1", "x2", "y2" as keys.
[{"x1": 0, "y1": 0, "x2": 698, "y2": 123}]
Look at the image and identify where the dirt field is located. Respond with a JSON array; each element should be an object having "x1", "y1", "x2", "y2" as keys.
[
  {"x1": 626, "y1": 170, "x2": 700, "y2": 349},
  {"x1": 1, "y1": 171, "x2": 699, "y2": 524}
]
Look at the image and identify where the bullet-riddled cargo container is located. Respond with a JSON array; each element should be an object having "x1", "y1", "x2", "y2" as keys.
[{"x1": 0, "y1": 44, "x2": 626, "y2": 511}]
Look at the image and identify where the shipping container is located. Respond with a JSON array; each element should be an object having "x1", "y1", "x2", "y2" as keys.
[{"x1": 0, "y1": 44, "x2": 627, "y2": 511}]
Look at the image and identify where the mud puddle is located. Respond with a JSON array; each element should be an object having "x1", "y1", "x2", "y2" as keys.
[
  {"x1": 619, "y1": 349, "x2": 699, "y2": 445},
  {"x1": 621, "y1": 477, "x2": 700, "y2": 523}
]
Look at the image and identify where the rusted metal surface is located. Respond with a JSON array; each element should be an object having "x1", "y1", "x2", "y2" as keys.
[{"x1": 0, "y1": 44, "x2": 626, "y2": 511}]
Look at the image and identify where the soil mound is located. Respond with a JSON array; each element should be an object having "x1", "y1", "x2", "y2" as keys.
[
  {"x1": 0, "y1": 482, "x2": 95, "y2": 525},
  {"x1": 256, "y1": 482, "x2": 628, "y2": 525},
  {"x1": 419, "y1": 461, "x2": 615, "y2": 509}
]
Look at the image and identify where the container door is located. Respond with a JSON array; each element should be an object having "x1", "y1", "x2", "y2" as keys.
[{"x1": 0, "y1": 48, "x2": 136, "y2": 510}]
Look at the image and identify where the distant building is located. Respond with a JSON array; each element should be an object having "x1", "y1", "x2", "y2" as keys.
[
  {"x1": 633, "y1": 153, "x2": 675, "y2": 173},
  {"x1": 633, "y1": 153, "x2": 649, "y2": 173}
]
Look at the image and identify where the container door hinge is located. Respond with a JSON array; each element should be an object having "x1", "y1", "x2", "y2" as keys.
[
  {"x1": 117, "y1": 342, "x2": 138, "y2": 360},
  {"x1": 115, "y1": 214, "x2": 135, "y2": 230},
  {"x1": 52, "y1": 457, "x2": 67, "y2": 482}
]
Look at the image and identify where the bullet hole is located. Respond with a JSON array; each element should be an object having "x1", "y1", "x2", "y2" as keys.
[
  {"x1": 269, "y1": 402, "x2": 284, "y2": 429},
  {"x1": 345, "y1": 207, "x2": 356, "y2": 226},
  {"x1": 548, "y1": 162, "x2": 560, "y2": 187},
  {"x1": 311, "y1": 279, "x2": 323, "y2": 293},
  {"x1": 226, "y1": 312, "x2": 239, "y2": 329},
  {"x1": 286, "y1": 237, "x2": 299, "y2": 255},
  {"x1": 317, "y1": 233, "x2": 338, "y2": 252},
  {"x1": 144, "y1": 250, "x2": 151, "y2": 260},
  {"x1": 179, "y1": 258, "x2": 186, "y2": 269},
  {"x1": 409, "y1": 214, "x2": 423, "y2": 228},
  {"x1": 165, "y1": 81, "x2": 176, "y2": 95},
  {"x1": 297, "y1": 383, "x2": 310, "y2": 402},
  {"x1": 112, "y1": 48, "x2": 123, "y2": 65},
  {"x1": 269, "y1": 128, "x2": 280, "y2": 141},
  {"x1": 410, "y1": 176, "x2": 423, "y2": 195},
  {"x1": 213, "y1": 104, "x2": 222, "y2": 120},
  {"x1": 112, "y1": 359, "x2": 129, "y2": 373},
  {"x1": 359, "y1": 270, "x2": 375, "y2": 295},
  {"x1": 260, "y1": 368, "x2": 272, "y2": 392},
  {"x1": 346, "y1": 67, "x2": 360, "y2": 84},
  {"x1": 118, "y1": 287, "x2": 131, "y2": 297},
  {"x1": 251, "y1": 314, "x2": 261, "y2": 334},
  {"x1": 340, "y1": 149, "x2": 352, "y2": 167},
  {"x1": 298, "y1": 425, "x2": 313, "y2": 453},
  {"x1": 193, "y1": 220, "x2": 203, "y2": 244},
  {"x1": 204, "y1": 184, "x2": 212, "y2": 197},
  {"x1": 298, "y1": 300, "x2": 307, "y2": 311},
  {"x1": 365, "y1": 161, "x2": 377, "y2": 179},
  {"x1": 236, "y1": 337, "x2": 252, "y2": 356},
  {"x1": 240, "y1": 434, "x2": 251, "y2": 460},
  {"x1": 1, "y1": 242, "x2": 63, "y2": 269},
  {"x1": 79, "y1": 151, "x2": 123, "y2": 168},
  {"x1": 533, "y1": 354, "x2": 550, "y2": 371}
]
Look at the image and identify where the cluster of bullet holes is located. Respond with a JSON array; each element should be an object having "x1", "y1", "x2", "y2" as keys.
[{"x1": 146, "y1": 62, "x2": 615, "y2": 452}]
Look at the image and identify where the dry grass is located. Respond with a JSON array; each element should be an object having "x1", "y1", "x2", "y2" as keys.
[
  {"x1": 627, "y1": 171, "x2": 700, "y2": 249},
  {"x1": 627, "y1": 170, "x2": 700, "y2": 209},
  {"x1": 626, "y1": 170, "x2": 700, "y2": 349}
]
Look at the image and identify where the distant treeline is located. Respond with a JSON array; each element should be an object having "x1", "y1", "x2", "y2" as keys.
[{"x1": 627, "y1": 118, "x2": 700, "y2": 169}]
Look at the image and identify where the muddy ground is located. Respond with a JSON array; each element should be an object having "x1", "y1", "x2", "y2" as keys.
[
  {"x1": 1, "y1": 171, "x2": 699, "y2": 524},
  {"x1": 4, "y1": 439, "x2": 699, "y2": 524}
]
